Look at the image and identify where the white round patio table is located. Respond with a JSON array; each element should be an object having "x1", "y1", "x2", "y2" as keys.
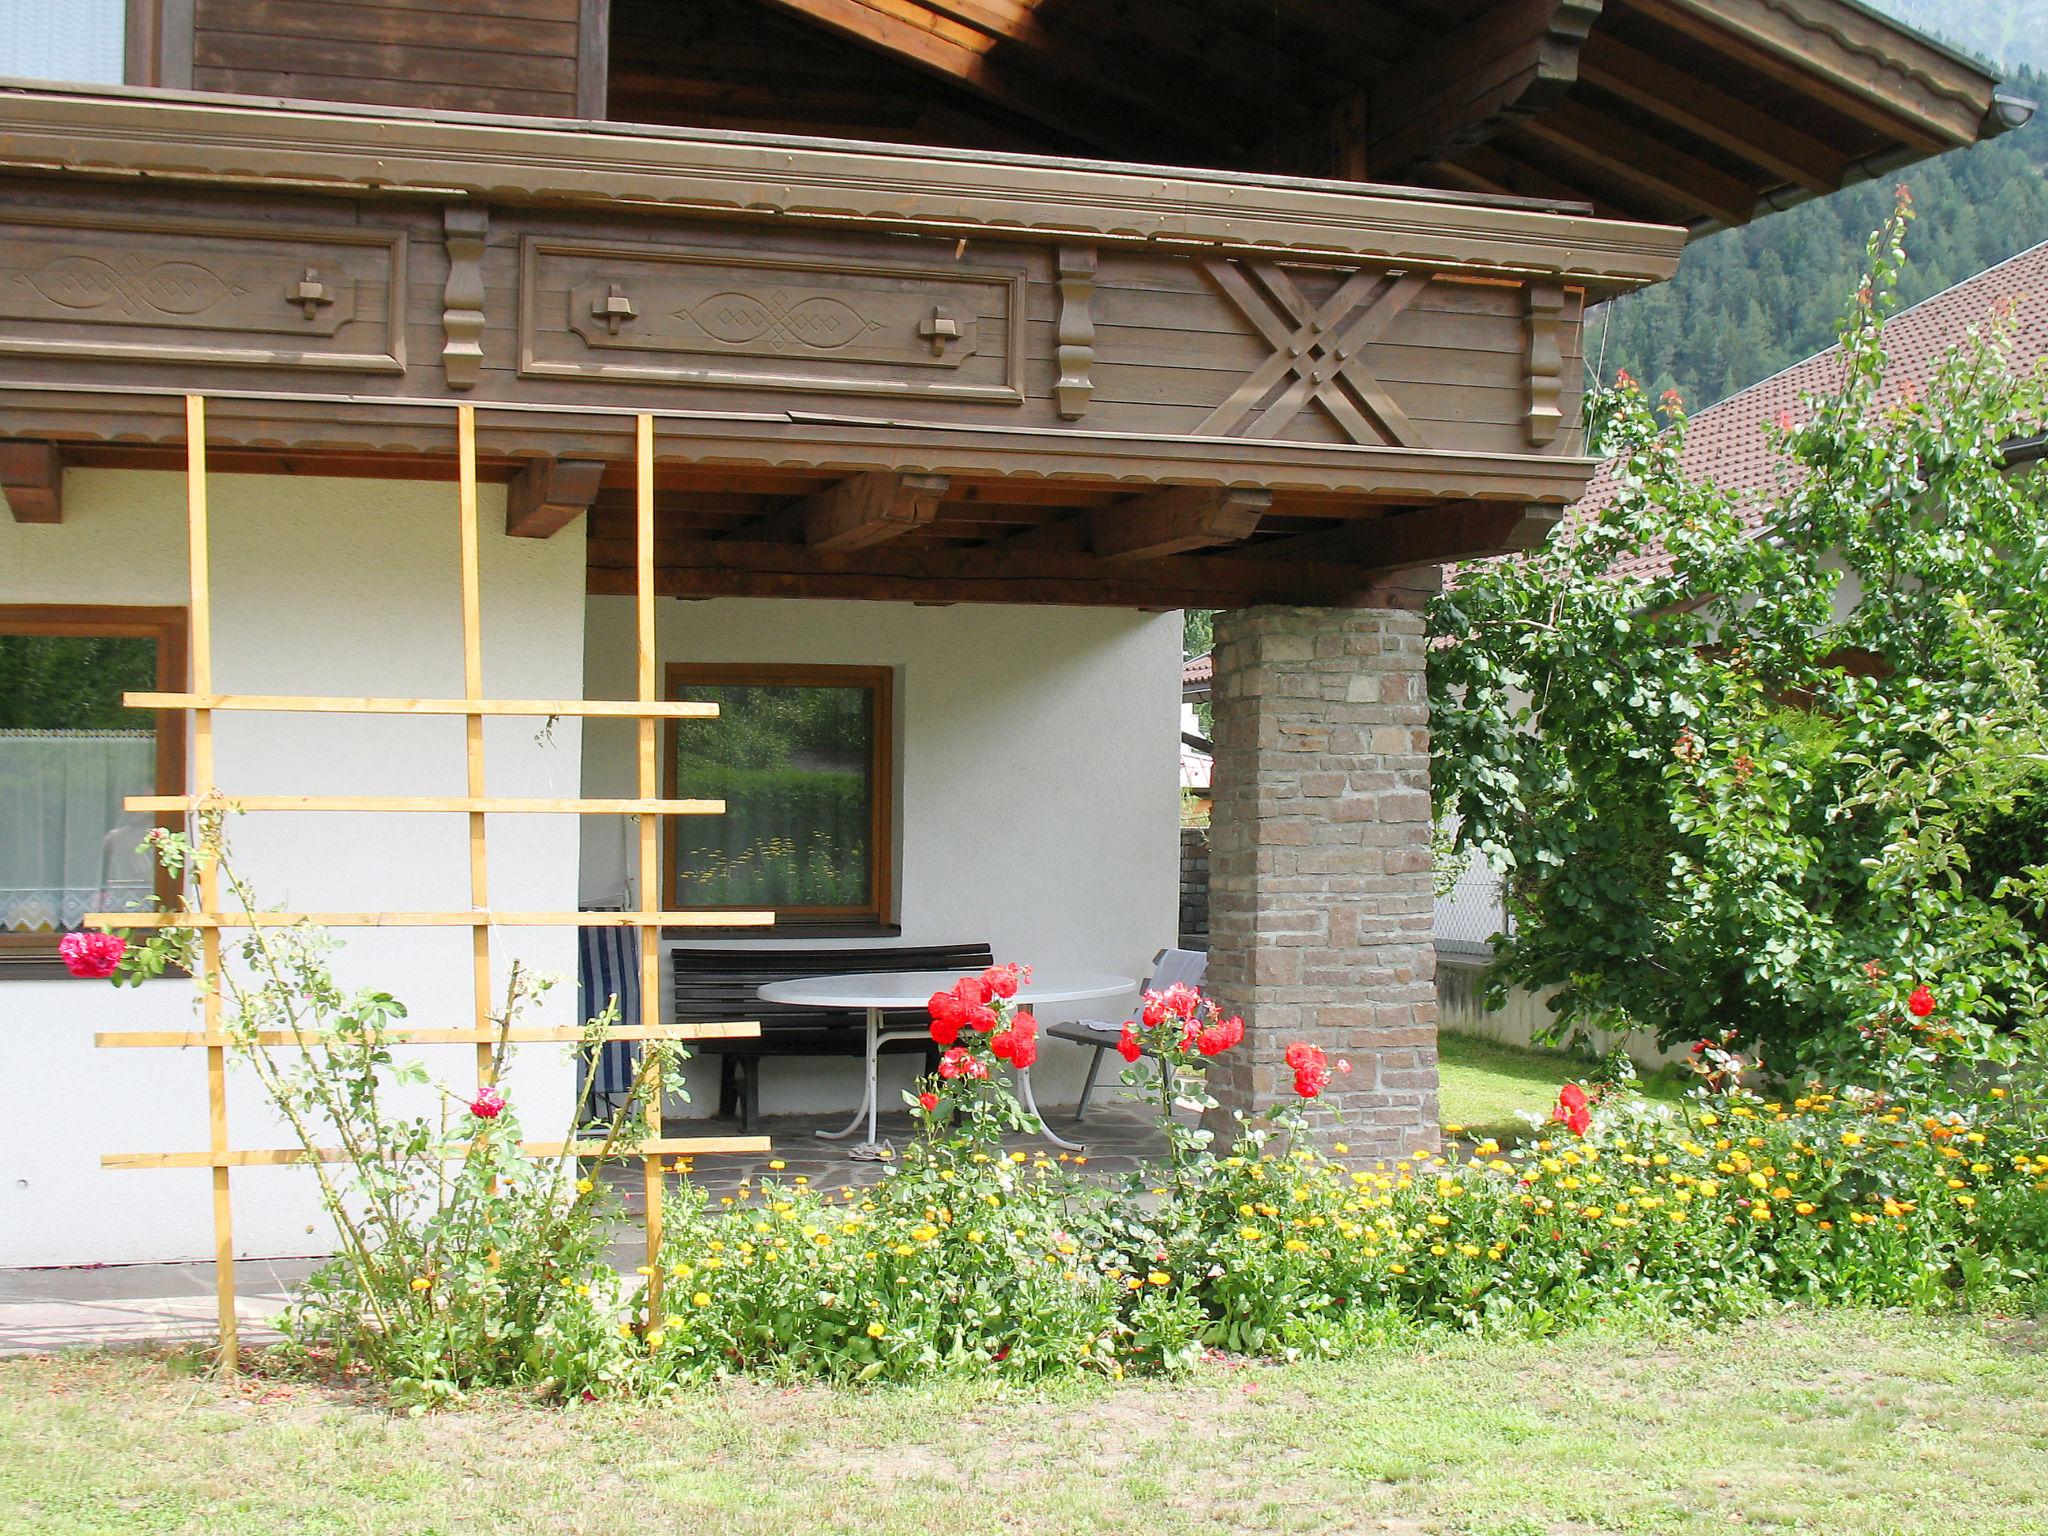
[{"x1": 757, "y1": 969, "x2": 1135, "y2": 1158}]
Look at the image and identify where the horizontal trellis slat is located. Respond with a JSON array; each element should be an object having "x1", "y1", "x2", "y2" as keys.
[
  {"x1": 97, "y1": 1021, "x2": 762, "y2": 1048},
  {"x1": 123, "y1": 692, "x2": 720, "y2": 718},
  {"x1": 88, "y1": 909, "x2": 773, "y2": 929},
  {"x1": 105, "y1": 1135, "x2": 770, "y2": 1170},
  {"x1": 124, "y1": 794, "x2": 727, "y2": 815}
]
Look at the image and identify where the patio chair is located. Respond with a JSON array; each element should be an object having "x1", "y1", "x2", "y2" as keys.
[
  {"x1": 576, "y1": 919, "x2": 641, "y2": 1126},
  {"x1": 1048, "y1": 947, "x2": 1207, "y2": 1122}
]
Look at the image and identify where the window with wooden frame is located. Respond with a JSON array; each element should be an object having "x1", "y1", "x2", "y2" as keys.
[
  {"x1": 0, "y1": 605, "x2": 186, "y2": 976},
  {"x1": 664, "y1": 663, "x2": 894, "y2": 930}
]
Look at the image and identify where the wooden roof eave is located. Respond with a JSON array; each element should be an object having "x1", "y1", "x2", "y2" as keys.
[{"x1": 0, "y1": 82, "x2": 1686, "y2": 292}]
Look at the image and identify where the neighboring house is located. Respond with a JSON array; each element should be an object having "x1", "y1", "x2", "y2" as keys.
[
  {"x1": 0, "y1": 0, "x2": 2022, "y2": 1268},
  {"x1": 1436, "y1": 239, "x2": 2048, "y2": 1053},
  {"x1": 1180, "y1": 654, "x2": 1213, "y2": 803},
  {"x1": 1572, "y1": 237, "x2": 2048, "y2": 572}
]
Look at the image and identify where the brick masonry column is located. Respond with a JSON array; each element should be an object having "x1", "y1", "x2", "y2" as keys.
[{"x1": 1204, "y1": 604, "x2": 1439, "y2": 1159}]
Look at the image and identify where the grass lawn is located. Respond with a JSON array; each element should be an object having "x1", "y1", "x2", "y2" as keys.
[
  {"x1": 1436, "y1": 1033, "x2": 1680, "y2": 1144},
  {"x1": 3, "y1": 1310, "x2": 2043, "y2": 1535}
]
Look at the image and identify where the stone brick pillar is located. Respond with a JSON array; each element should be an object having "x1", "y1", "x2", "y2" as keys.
[{"x1": 1204, "y1": 604, "x2": 1439, "y2": 1159}]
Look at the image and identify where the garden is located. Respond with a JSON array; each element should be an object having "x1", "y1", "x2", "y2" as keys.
[{"x1": 8, "y1": 204, "x2": 2048, "y2": 1532}]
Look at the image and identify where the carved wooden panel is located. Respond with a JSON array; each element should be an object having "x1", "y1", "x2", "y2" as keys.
[
  {"x1": 0, "y1": 213, "x2": 406, "y2": 374},
  {"x1": 517, "y1": 237, "x2": 1027, "y2": 404},
  {"x1": 1194, "y1": 257, "x2": 1432, "y2": 448}
]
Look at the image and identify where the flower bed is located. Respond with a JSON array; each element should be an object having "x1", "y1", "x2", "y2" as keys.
[{"x1": 71, "y1": 899, "x2": 2048, "y2": 1403}]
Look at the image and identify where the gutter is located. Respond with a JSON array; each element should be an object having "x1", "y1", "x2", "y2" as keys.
[{"x1": 1999, "y1": 432, "x2": 2048, "y2": 471}]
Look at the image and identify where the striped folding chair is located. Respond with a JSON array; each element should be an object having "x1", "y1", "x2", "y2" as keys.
[{"x1": 576, "y1": 919, "x2": 642, "y2": 1124}]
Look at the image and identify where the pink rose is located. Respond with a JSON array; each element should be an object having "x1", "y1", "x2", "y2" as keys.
[
  {"x1": 468, "y1": 1087, "x2": 506, "y2": 1120},
  {"x1": 59, "y1": 930, "x2": 126, "y2": 979}
]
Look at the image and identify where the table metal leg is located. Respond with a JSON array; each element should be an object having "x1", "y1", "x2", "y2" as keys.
[
  {"x1": 816, "y1": 1007, "x2": 886, "y2": 1156},
  {"x1": 1016, "y1": 1066, "x2": 1085, "y2": 1152}
]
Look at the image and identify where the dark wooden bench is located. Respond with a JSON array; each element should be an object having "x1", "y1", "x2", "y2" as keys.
[{"x1": 673, "y1": 942, "x2": 995, "y2": 1131}]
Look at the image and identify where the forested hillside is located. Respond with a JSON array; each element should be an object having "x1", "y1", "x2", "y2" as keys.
[{"x1": 1586, "y1": 45, "x2": 2048, "y2": 408}]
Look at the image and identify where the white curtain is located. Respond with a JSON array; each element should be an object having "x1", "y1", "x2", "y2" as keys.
[
  {"x1": 0, "y1": 729, "x2": 156, "y2": 933},
  {"x1": 0, "y1": 0, "x2": 125, "y2": 85}
]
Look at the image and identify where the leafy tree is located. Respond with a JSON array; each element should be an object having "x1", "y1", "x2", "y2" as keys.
[{"x1": 1430, "y1": 200, "x2": 2048, "y2": 1084}]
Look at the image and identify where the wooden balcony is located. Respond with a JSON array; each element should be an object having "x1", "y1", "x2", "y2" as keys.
[{"x1": 0, "y1": 84, "x2": 1686, "y2": 606}]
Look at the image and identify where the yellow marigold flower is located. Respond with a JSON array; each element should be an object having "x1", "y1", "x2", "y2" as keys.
[
  {"x1": 575, "y1": 1178, "x2": 594, "y2": 1195},
  {"x1": 866, "y1": 1321, "x2": 886, "y2": 1339},
  {"x1": 1839, "y1": 1131, "x2": 1863, "y2": 1147},
  {"x1": 768, "y1": 1159, "x2": 786, "y2": 1170},
  {"x1": 1443, "y1": 1124, "x2": 1465, "y2": 1136},
  {"x1": 645, "y1": 1329, "x2": 665, "y2": 1348},
  {"x1": 1285, "y1": 1239, "x2": 1310, "y2": 1254},
  {"x1": 1957, "y1": 1194, "x2": 1977, "y2": 1208},
  {"x1": 1239, "y1": 1226, "x2": 1265, "y2": 1242},
  {"x1": 692, "y1": 1291, "x2": 711, "y2": 1307},
  {"x1": 1334, "y1": 1143, "x2": 1349, "y2": 1155},
  {"x1": 410, "y1": 1276, "x2": 432, "y2": 1291},
  {"x1": 1148, "y1": 1271, "x2": 1172, "y2": 1286},
  {"x1": 1457, "y1": 1244, "x2": 1481, "y2": 1258}
]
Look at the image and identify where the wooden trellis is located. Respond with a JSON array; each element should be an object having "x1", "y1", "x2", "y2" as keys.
[{"x1": 86, "y1": 397, "x2": 772, "y2": 1370}]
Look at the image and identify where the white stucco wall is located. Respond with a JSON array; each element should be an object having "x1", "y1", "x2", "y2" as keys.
[
  {"x1": 580, "y1": 597, "x2": 1182, "y2": 1118},
  {"x1": 2, "y1": 469, "x2": 586, "y2": 1268}
]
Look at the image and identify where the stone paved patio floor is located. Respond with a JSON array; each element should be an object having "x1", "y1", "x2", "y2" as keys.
[{"x1": 0, "y1": 1102, "x2": 1171, "y2": 1357}]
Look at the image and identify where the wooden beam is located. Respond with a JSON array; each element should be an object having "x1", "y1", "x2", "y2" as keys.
[
  {"x1": 1578, "y1": 32, "x2": 1845, "y2": 195},
  {"x1": 0, "y1": 441, "x2": 63, "y2": 523},
  {"x1": 587, "y1": 526, "x2": 1447, "y2": 610},
  {"x1": 799, "y1": 471, "x2": 952, "y2": 551},
  {"x1": 749, "y1": 0, "x2": 1241, "y2": 160},
  {"x1": 1365, "y1": 0, "x2": 1606, "y2": 178},
  {"x1": 1261, "y1": 502, "x2": 1563, "y2": 572},
  {"x1": 1090, "y1": 487, "x2": 1272, "y2": 562},
  {"x1": 1516, "y1": 100, "x2": 1756, "y2": 228},
  {"x1": 505, "y1": 455, "x2": 609, "y2": 538}
]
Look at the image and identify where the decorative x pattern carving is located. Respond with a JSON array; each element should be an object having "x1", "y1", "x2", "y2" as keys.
[{"x1": 1196, "y1": 259, "x2": 1432, "y2": 447}]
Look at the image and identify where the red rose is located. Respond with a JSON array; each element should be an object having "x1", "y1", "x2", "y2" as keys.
[
  {"x1": 1116, "y1": 1023, "x2": 1142, "y2": 1062},
  {"x1": 1557, "y1": 1083, "x2": 1588, "y2": 1111},
  {"x1": 954, "y1": 975, "x2": 993, "y2": 1008},
  {"x1": 917, "y1": 1091, "x2": 939, "y2": 1112},
  {"x1": 964, "y1": 1004, "x2": 1000, "y2": 1034},
  {"x1": 991, "y1": 1029, "x2": 1018, "y2": 1062},
  {"x1": 59, "y1": 930, "x2": 126, "y2": 979},
  {"x1": 930, "y1": 1015, "x2": 962, "y2": 1048},
  {"x1": 1907, "y1": 984, "x2": 1936, "y2": 1018},
  {"x1": 1554, "y1": 1083, "x2": 1591, "y2": 1135},
  {"x1": 929, "y1": 990, "x2": 964, "y2": 1026},
  {"x1": 982, "y1": 963, "x2": 1024, "y2": 1000},
  {"x1": 1194, "y1": 1024, "x2": 1229, "y2": 1057},
  {"x1": 1141, "y1": 995, "x2": 1167, "y2": 1028},
  {"x1": 1285, "y1": 1041, "x2": 1330, "y2": 1098},
  {"x1": 1160, "y1": 983, "x2": 1201, "y2": 1020},
  {"x1": 936, "y1": 1047, "x2": 988, "y2": 1081},
  {"x1": 468, "y1": 1087, "x2": 505, "y2": 1120},
  {"x1": 1010, "y1": 1032, "x2": 1038, "y2": 1070}
]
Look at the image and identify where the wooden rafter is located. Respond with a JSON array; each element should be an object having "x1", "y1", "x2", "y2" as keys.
[
  {"x1": 800, "y1": 471, "x2": 953, "y2": 550},
  {"x1": 1578, "y1": 32, "x2": 1845, "y2": 195},
  {"x1": 750, "y1": 0, "x2": 1243, "y2": 159},
  {"x1": 1, "y1": 440, "x2": 63, "y2": 523},
  {"x1": 505, "y1": 455, "x2": 608, "y2": 538},
  {"x1": 1516, "y1": 99, "x2": 1757, "y2": 227},
  {"x1": 1090, "y1": 486, "x2": 1272, "y2": 561}
]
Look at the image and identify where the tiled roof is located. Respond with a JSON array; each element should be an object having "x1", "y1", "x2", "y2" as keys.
[
  {"x1": 1182, "y1": 653, "x2": 1213, "y2": 688},
  {"x1": 1565, "y1": 240, "x2": 2048, "y2": 584}
]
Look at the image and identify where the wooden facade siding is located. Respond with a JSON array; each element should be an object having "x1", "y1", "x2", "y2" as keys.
[{"x1": 190, "y1": 0, "x2": 581, "y2": 118}]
